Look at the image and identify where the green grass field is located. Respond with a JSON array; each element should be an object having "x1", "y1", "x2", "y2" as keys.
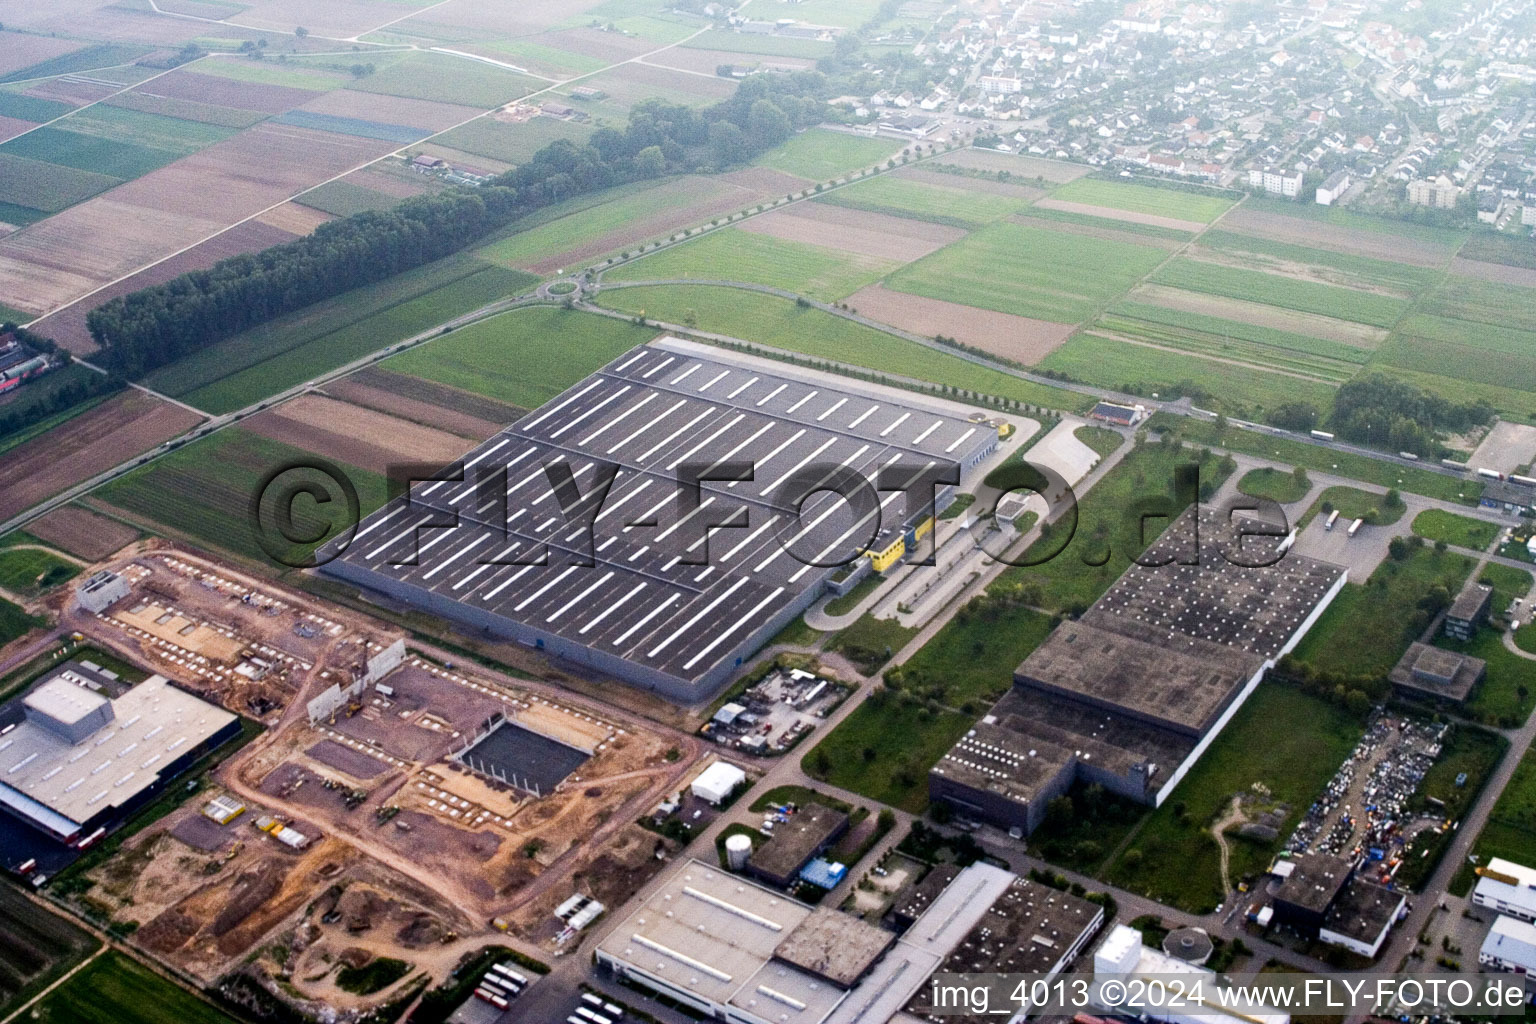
[
  {"x1": 593, "y1": 284, "x2": 1083, "y2": 410},
  {"x1": 1458, "y1": 232, "x2": 1536, "y2": 270},
  {"x1": 434, "y1": 115, "x2": 596, "y2": 166},
  {"x1": 347, "y1": 51, "x2": 542, "y2": 107},
  {"x1": 1237, "y1": 466, "x2": 1310, "y2": 503},
  {"x1": 816, "y1": 173, "x2": 1027, "y2": 228},
  {"x1": 153, "y1": 259, "x2": 534, "y2": 413},
  {"x1": 1075, "y1": 425, "x2": 1122, "y2": 459},
  {"x1": 0, "y1": 152, "x2": 120, "y2": 213},
  {"x1": 1309, "y1": 484, "x2": 1405, "y2": 526},
  {"x1": 1479, "y1": 562, "x2": 1532, "y2": 618},
  {"x1": 1104, "y1": 302, "x2": 1373, "y2": 366},
  {"x1": 62, "y1": 105, "x2": 236, "y2": 156},
  {"x1": 0, "y1": 546, "x2": 79, "y2": 596},
  {"x1": 1040, "y1": 332, "x2": 1337, "y2": 415},
  {"x1": 997, "y1": 440, "x2": 1235, "y2": 613},
  {"x1": 0, "y1": 42, "x2": 151, "y2": 84},
  {"x1": 0, "y1": 885, "x2": 98, "y2": 1019},
  {"x1": 103, "y1": 91, "x2": 269, "y2": 129},
  {"x1": 1236, "y1": 195, "x2": 1469, "y2": 251},
  {"x1": 1411, "y1": 508, "x2": 1497, "y2": 550},
  {"x1": 1046, "y1": 178, "x2": 1234, "y2": 223},
  {"x1": 97, "y1": 429, "x2": 387, "y2": 565},
  {"x1": 1152, "y1": 413, "x2": 1474, "y2": 504},
  {"x1": 1151, "y1": 259, "x2": 1410, "y2": 328},
  {"x1": 1373, "y1": 314, "x2": 1536, "y2": 404},
  {"x1": 0, "y1": 595, "x2": 44, "y2": 646},
  {"x1": 801, "y1": 692, "x2": 972, "y2": 813},
  {"x1": 1424, "y1": 275, "x2": 1536, "y2": 335},
  {"x1": 478, "y1": 176, "x2": 734, "y2": 269},
  {"x1": 28, "y1": 950, "x2": 234, "y2": 1024},
  {"x1": 887, "y1": 221, "x2": 1167, "y2": 323},
  {"x1": 0, "y1": 127, "x2": 180, "y2": 180},
  {"x1": 383, "y1": 306, "x2": 655, "y2": 408},
  {"x1": 295, "y1": 179, "x2": 399, "y2": 217},
  {"x1": 193, "y1": 57, "x2": 351, "y2": 89},
  {"x1": 1290, "y1": 546, "x2": 1473, "y2": 677},
  {"x1": 606, "y1": 227, "x2": 897, "y2": 300},
  {"x1": 1105, "y1": 683, "x2": 1364, "y2": 911},
  {"x1": 755, "y1": 129, "x2": 902, "y2": 181},
  {"x1": 1436, "y1": 627, "x2": 1536, "y2": 728},
  {"x1": 1451, "y1": 744, "x2": 1536, "y2": 895},
  {"x1": 1015, "y1": 204, "x2": 1194, "y2": 240}
]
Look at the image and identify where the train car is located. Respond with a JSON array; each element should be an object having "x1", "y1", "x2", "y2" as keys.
[{"x1": 1310, "y1": 429, "x2": 1336, "y2": 441}]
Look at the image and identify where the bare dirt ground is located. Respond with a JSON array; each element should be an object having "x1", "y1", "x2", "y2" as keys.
[
  {"x1": 1469, "y1": 420, "x2": 1536, "y2": 476},
  {"x1": 945, "y1": 148, "x2": 1091, "y2": 182},
  {"x1": 133, "y1": 69, "x2": 322, "y2": 113},
  {"x1": 846, "y1": 284, "x2": 1074, "y2": 363},
  {"x1": 894, "y1": 166, "x2": 1046, "y2": 199},
  {"x1": 1033, "y1": 197, "x2": 1206, "y2": 233},
  {"x1": 349, "y1": 367, "x2": 525, "y2": 424},
  {"x1": 738, "y1": 202, "x2": 964, "y2": 262},
  {"x1": 0, "y1": 33, "x2": 85, "y2": 77},
  {"x1": 719, "y1": 165, "x2": 814, "y2": 195},
  {"x1": 241, "y1": 394, "x2": 476, "y2": 475},
  {"x1": 1449, "y1": 257, "x2": 1536, "y2": 289},
  {"x1": 255, "y1": 202, "x2": 334, "y2": 236},
  {"x1": 27, "y1": 505, "x2": 139, "y2": 560},
  {"x1": 27, "y1": 219, "x2": 297, "y2": 355},
  {"x1": 1221, "y1": 207, "x2": 1453, "y2": 266},
  {"x1": 0, "y1": 115, "x2": 36, "y2": 145},
  {"x1": 23, "y1": 77, "x2": 117, "y2": 106},
  {"x1": 0, "y1": 392, "x2": 202, "y2": 520},
  {"x1": 1125, "y1": 282, "x2": 1389, "y2": 348},
  {"x1": 294, "y1": 90, "x2": 483, "y2": 133},
  {"x1": 322, "y1": 379, "x2": 503, "y2": 441}
]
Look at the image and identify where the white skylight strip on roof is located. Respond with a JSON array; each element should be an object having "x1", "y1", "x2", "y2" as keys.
[
  {"x1": 755, "y1": 383, "x2": 786, "y2": 407},
  {"x1": 423, "y1": 534, "x2": 490, "y2": 580},
  {"x1": 629, "y1": 934, "x2": 732, "y2": 983},
  {"x1": 647, "y1": 578, "x2": 747, "y2": 659},
  {"x1": 681, "y1": 885, "x2": 783, "y2": 931},
  {"x1": 522, "y1": 378, "x2": 604, "y2": 432},
  {"x1": 666, "y1": 413, "x2": 743, "y2": 471},
  {"x1": 450, "y1": 444, "x2": 536, "y2": 507},
  {"x1": 552, "y1": 385, "x2": 631, "y2": 439},
  {"x1": 614, "y1": 593, "x2": 681, "y2": 647},
  {"x1": 608, "y1": 398, "x2": 686, "y2": 454},
  {"x1": 580, "y1": 392, "x2": 657, "y2": 447},
  {"x1": 697, "y1": 369, "x2": 730, "y2": 392},
  {"x1": 847, "y1": 404, "x2": 880, "y2": 430},
  {"x1": 548, "y1": 571, "x2": 616, "y2": 624},
  {"x1": 579, "y1": 582, "x2": 646, "y2": 635},
  {"x1": 637, "y1": 408, "x2": 714, "y2": 464},
  {"x1": 531, "y1": 460, "x2": 595, "y2": 506},
  {"x1": 622, "y1": 493, "x2": 672, "y2": 534},
  {"x1": 726, "y1": 375, "x2": 759, "y2": 399},
  {"x1": 758, "y1": 436, "x2": 837, "y2": 498},
  {"x1": 653, "y1": 497, "x2": 715, "y2": 544},
  {"x1": 720, "y1": 514, "x2": 779, "y2": 563},
  {"x1": 816, "y1": 397, "x2": 848, "y2": 421},
  {"x1": 640, "y1": 356, "x2": 675, "y2": 379},
  {"x1": 684, "y1": 586, "x2": 785, "y2": 671},
  {"x1": 880, "y1": 412, "x2": 911, "y2": 437},
  {"x1": 945, "y1": 427, "x2": 978, "y2": 453},
  {"x1": 613, "y1": 349, "x2": 650, "y2": 374},
  {"x1": 594, "y1": 478, "x2": 653, "y2": 523},
  {"x1": 912, "y1": 419, "x2": 943, "y2": 445},
  {"x1": 785, "y1": 389, "x2": 818, "y2": 414},
  {"x1": 670, "y1": 363, "x2": 701, "y2": 386},
  {"x1": 365, "y1": 513, "x2": 433, "y2": 561},
  {"x1": 482, "y1": 564, "x2": 536, "y2": 602},
  {"x1": 513, "y1": 565, "x2": 578, "y2": 613},
  {"x1": 700, "y1": 422, "x2": 773, "y2": 482}
]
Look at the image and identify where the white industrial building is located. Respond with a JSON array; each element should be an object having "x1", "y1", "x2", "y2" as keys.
[
  {"x1": 1472, "y1": 858, "x2": 1536, "y2": 923},
  {"x1": 1091, "y1": 924, "x2": 1289, "y2": 1024},
  {"x1": 75, "y1": 570, "x2": 130, "y2": 613},
  {"x1": 0, "y1": 667, "x2": 239, "y2": 843},
  {"x1": 1480, "y1": 914, "x2": 1536, "y2": 974},
  {"x1": 691, "y1": 761, "x2": 747, "y2": 806}
]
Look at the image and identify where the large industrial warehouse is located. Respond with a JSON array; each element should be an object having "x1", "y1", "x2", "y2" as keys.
[
  {"x1": 323, "y1": 338, "x2": 1004, "y2": 701},
  {"x1": 0, "y1": 663, "x2": 240, "y2": 844},
  {"x1": 931, "y1": 506, "x2": 1348, "y2": 834}
]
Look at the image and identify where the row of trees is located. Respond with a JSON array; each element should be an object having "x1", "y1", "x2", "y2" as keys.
[
  {"x1": 0, "y1": 324, "x2": 124, "y2": 442},
  {"x1": 86, "y1": 74, "x2": 834, "y2": 379}
]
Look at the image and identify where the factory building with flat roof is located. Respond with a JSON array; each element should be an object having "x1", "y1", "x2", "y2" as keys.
[
  {"x1": 0, "y1": 663, "x2": 240, "y2": 843},
  {"x1": 932, "y1": 506, "x2": 1347, "y2": 834},
  {"x1": 595, "y1": 858, "x2": 1102, "y2": 1024},
  {"x1": 322, "y1": 338, "x2": 1003, "y2": 702}
]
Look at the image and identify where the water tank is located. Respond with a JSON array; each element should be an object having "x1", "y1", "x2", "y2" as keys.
[{"x1": 725, "y1": 833, "x2": 752, "y2": 870}]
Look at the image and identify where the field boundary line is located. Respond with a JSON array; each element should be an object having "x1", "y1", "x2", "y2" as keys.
[
  {"x1": 0, "y1": 944, "x2": 104, "y2": 1024},
  {"x1": 0, "y1": 53, "x2": 212, "y2": 147}
]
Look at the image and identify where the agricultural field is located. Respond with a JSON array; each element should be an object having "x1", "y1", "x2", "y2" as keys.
[
  {"x1": 0, "y1": 594, "x2": 43, "y2": 646},
  {"x1": 605, "y1": 227, "x2": 898, "y2": 300},
  {"x1": 1040, "y1": 330, "x2": 1337, "y2": 416},
  {"x1": 434, "y1": 115, "x2": 597, "y2": 166},
  {"x1": 593, "y1": 284, "x2": 1082, "y2": 410},
  {"x1": 0, "y1": 154, "x2": 122, "y2": 215},
  {"x1": 1411, "y1": 508, "x2": 1498, "y2": 550},
  {"x1": 476, "y1": 175, "x2": 751, "y2": 273},
  {"x1": 680, "y1": 29, "x2": 834, "y2": 59},
  {"x1": 844, "y1": 285, "x2": 1075, "y2": 365},
  {"x1": 1290, "y1": 546, "x2": 1473, "y2": 677},
  {"x1": 27, "y1": 950, "x2": 234, "y2": 1024},
  {"x1": 1044, "y1": 177, "x2": 1235, "y2": 224},
  {"x1": 1150, "y1": 258, "x2": 1410, "y2": 328},
  {"x1": 1197, "y1": 229, "x2": 1443, "y2": 295},
  {"x1": 1375, "y1": 315, "x2": 1536, "y2": 400},
  {"x1": 754, "y1": 129, "x2": 902, "y2": 181},
  {"x1": 294, "y1": 179, "x2": 398, "y2": 217},
  {"x1": 0, "y1": 42, "x2": 151, "y2": 85},
  {"x1": 737, "y1": 203, "x2": 965, "y2": 263},
  {"x1": 96, "y1": 427, "x2": 387, "y2": 565},
  {"x1": 1106, "y1": 683, "x2": 1363, "y2": 911},
  {"x1": 549, "y1": 62, "x2": 737, "y2": 122},
  {"x1": 146, "y1": 257, "x2": 535, "y2": 414},
  {"x1": 1102, "y1": 300, "x2": 1372, "y2": 369},
  {"x1": 342, "y1": 52, "x2": 544, "y2": 108},
  {"x1": 1223, "y1": 196, "x2": 1467, "y2": 263},
  {"x1": 1015, "y1": 204, "x2": 1195, "y2": 242},
  {"x1": 816, "y1": 173, "x2": 1027, "y2": 228},
  {"x1": 382, "y1": 306, "x2": 657, "y2": 409},
  {"x1": 1458, "y1": 232, "x2": 1536, "y2": 271},
  {"x1": 0, "y1": 885, "x2": 99, "y2": 1018},
  {"x1": 26, "y1": 505, "x2": 140, "y2": 561},
  {"x1": 886, "y1": 221, "x2": 1168, "y2": 323},
  {"x1": 0, "y1": 391, "x2": 203, "y2": 522}
]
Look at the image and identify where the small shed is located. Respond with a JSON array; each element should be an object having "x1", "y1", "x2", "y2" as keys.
[{"x1": 691, "y1": 761, "x2": 746, "y2": 805}]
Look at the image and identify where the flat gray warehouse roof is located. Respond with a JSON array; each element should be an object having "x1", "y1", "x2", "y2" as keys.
[{"x1": 324, "y1": 338, "x2": 1001, "y2": 700}]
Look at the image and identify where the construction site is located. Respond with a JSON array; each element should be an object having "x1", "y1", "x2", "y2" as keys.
[{"x1": 43, "y1": 544, "x2": 702, "y2": 1014}]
